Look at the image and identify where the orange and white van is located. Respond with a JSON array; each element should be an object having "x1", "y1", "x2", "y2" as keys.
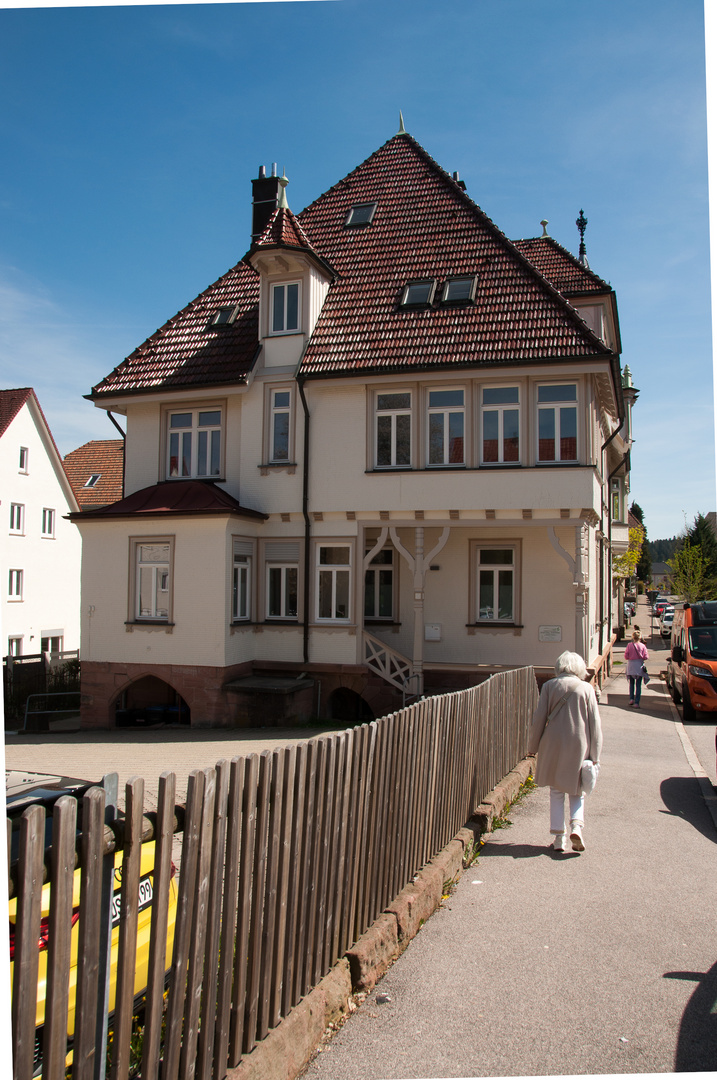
[{"x1": 666, "y1": 601, "x2": 717, "y2": 720}]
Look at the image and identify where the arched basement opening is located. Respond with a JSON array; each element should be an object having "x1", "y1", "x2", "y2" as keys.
[
  {"x1": 114, "y1": 676, "x2": 190, "y2": 727},
  {"x1": 327, "y1": 687, "x2": 374, "y2": 725}
]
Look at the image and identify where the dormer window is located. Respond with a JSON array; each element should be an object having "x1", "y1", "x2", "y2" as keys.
[
  {"x1": 271, "y1": 282, "x2": 301, "y2": 334},
  {"x1": 441, "y1": 276, "x2": 477, "y2": 304},
  {"x1": 345, "y1": 202, "x2": 377, "y2": 227},
  {"x1": 401, "y1": 279, "x2": 436, "y2": 308},
  {"x1": 84, "y1": 474, "x2": 101, "y2": 488},
  {"x1": 209, "y1": 306, "x2": 239, "y2": 328}
]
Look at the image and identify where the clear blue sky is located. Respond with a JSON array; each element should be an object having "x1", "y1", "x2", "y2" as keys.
[{"x1": 0, "y1": 0, "x2": 713, "y2": 541}]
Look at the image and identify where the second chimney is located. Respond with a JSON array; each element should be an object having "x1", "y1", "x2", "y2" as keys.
[{"x1": 252, "y1": 164, "x2": 284, "y2": 243}]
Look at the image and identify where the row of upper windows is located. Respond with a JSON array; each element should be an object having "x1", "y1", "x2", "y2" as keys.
[
  {"x1": 9, "y1": 504, "x2": 55, "y2": 536},
  {"x1": 161, "y1": 381, "x2": 584, "y2": 481},
  {"x1": 373, "y1": 382, "x2": 580, "y2": 468},
  {"x1": 130, "y1": 537, "x2": 519, "y2": 627}
]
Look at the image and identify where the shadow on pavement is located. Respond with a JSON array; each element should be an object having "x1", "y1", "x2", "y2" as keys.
[
  {"x1": 665, "y1": 960, "x2": 717, "y2": 1071},
  {"x1": 659, "y1": 775, "x2": 717, "y2": 845},
  {"x1": 481, "y1": 841, "x2": 580, "y2": 860}
]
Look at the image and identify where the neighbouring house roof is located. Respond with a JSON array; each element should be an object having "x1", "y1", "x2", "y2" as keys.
[
  {"x1": 651, "y1": 562, "x2": 672, "y2": 576},
  {"x1": 0, "y1": 387, "x2": 79, "y2": 511},
  {"x1": 0, "y1": 387, "x2": 34, "y2": 437},
  {"x1": 511, "y1": 236, "x2": 611, "y2": 296},
  {"x1": 90, "y1": 130, "x2": 617, "y2": 399},
  {"x1": 69, "y1": 479, "x2": 268, "y2": 521},
  {"x1": 627, "y1": 510, "x2": 642, "y2": 530},
  {"x1": 63, "y1": 440, "x2": 125, "y2": 509}
]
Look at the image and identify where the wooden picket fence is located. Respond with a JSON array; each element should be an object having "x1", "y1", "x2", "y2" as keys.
[{"x1": 9, "y1": 666, "x2": 538, "y2": 1080}]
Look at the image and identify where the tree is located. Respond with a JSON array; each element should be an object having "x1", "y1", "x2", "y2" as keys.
[
  {"x1": 685, "y1": 513, "x2": 717, "y2": 579},
  {"x1": 612, "y1": 522, "x2": 646, "y2": 583},
  {"x1": 667, "y1": 540, "x2": 714, "y2": 602},
  {"x1": 629, "y1": 502, "x2": 651, "y2": 581}
]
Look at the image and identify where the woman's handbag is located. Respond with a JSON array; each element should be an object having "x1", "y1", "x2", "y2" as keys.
[
  {"x1": 642, "y1": 664, "x2": 650, "y2": 684},
  {"x1": 581, "y1": 759, "x2": 600, "y2": 795}
]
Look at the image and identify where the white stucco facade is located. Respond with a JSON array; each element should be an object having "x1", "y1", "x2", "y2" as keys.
[{"x1": 1, "y1": 394, "x2": 81, "y2": 658}]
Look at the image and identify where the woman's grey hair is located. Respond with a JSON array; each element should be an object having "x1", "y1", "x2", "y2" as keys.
[{"x1": 554, "y1": 650, "x2": 588, "y2": 680}]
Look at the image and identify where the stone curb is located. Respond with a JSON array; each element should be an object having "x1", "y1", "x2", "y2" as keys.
[{"x1": 226, "y1": 756, "x2": 534, "y2": 1080}]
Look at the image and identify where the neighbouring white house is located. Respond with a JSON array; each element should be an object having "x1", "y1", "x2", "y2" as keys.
[
  {"x1": 73, "y1": 126, "x2": 636, "y2": 729},
  {"x1": 1, "y1": 388, "x2": 81, "y2": 660}
]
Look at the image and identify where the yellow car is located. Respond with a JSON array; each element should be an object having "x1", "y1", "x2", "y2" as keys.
[{"x1": 7, "y1": 772, "x2": 178, "y2": 1077}]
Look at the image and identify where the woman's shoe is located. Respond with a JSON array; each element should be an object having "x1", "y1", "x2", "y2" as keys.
[
  {"x1": 570, "y1": 824, "x2": 585, "y2": 851},
  {"x1": 552, "y1": 833, "x2": 567, "y2": 852}
]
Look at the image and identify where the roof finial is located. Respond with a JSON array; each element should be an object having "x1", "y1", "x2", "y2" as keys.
[
  {"x1": 576, "y1": 209, "x2": 589, "y2": 266},
  {"x1": 398, "y1": 110, "x2": 406, "y2": 134},
  {"x1": 278, "y1": 169, "x2": 289, "y2": 209},
  {"x1": 540, "y1": 219, "x2": 549, "y2": 237}
]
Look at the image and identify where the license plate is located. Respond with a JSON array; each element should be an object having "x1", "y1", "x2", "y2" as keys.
[{"x1": 111, "y1": 875, "x2": 154, "y2": 926}]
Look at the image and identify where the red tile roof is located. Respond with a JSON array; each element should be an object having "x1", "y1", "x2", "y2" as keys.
[
  {"x1": 91, "y1": 131, "x2": 616, "y2": 397},
  {"x1": 69, "y1": 479, "x2": 268, "y2": 521},
  {"x1": 511, "y1": 236, "x2": 611, "y2": 296},
  {"x1": 0, "y1": 387, "x2": 34, "y2": 438},
  {"x1": 297, "y1": 134, "x2": 612, "y2": 378},
  {"x1": 92, "y1": 264, "x2": 260, "y2": 398},
  {"x1": 63, "y1": 440, "x2": 125, "y2": 508}
]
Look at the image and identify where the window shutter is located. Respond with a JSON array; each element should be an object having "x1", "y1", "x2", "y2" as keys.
[
  {"x1": 233, "y1": 539, "x2": 253, "y2": 558},
  {"x1": 265, "y1": 541, "x2": 300, "y2": 561}
]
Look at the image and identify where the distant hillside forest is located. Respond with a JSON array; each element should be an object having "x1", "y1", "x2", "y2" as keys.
[{"x1": 646, "y1": 537, "x2": 681, "y2": 563}]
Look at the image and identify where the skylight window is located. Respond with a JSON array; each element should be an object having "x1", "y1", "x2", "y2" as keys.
[
  {"x1": 401, "y1": 280, "x2": 436, "y2": 308},
  {"x1": 209, "y1": 306, "x2": 239, "y2": 328},
  {"x1": 344, "y1": 202, "x2": 377, "y2": 227},
  {"x1": 442, "y1": 276, "x2": 477, "y2": 304},
  {"x1": 84, "y1": 474, "x2": 101, "y2": 488}
]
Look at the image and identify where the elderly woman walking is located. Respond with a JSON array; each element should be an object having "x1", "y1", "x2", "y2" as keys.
[{"x1": 528, "y1": 651, "x2": 603, "y2": 853}]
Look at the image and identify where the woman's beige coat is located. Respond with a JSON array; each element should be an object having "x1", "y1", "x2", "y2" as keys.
[{"x1": 527, "y1": 674, "x2": 603, "y2": 796}]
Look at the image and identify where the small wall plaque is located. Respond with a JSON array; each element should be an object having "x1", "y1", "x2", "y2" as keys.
[{"x1": 539, "y1": 625, "x2": 562, "y2": 642}]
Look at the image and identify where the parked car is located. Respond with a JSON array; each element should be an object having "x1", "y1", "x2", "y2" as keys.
[
  {"x1": 660, "y1": 610, "x2": 675, "y2": 637},
  {"x1": 7, "y1": 771, "x2": 178, "y2": 1077},
  {"x1": 666, "y1": 601, "x2": 717, "y2": 722},
  {"x1": 653, "y1": 597, "x2": 671, "y2": 618}
]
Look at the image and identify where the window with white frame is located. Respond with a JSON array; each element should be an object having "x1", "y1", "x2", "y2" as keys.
[
  {"x1": 265, "y1": 541, "x2": 299, "y2": 619},
  {"x1": 481, "y1": 387, "x2": 520, "y2": 464},
  {"x1": 42, "y1": 508, "x2": 55, "y2": 537},
  {"x1": 316, "y1": 545, "x2": 351, "y2": 621},
  {"x1": 364, "y1": 546, "x2": 393, "y2": 620},
  {"x1": 428, "y1": 388, "x2": 465, "y2": 465},
  {"x1": 9, "y1": 503, "x2": 24, "y2": 534},
  {"x1": 269, "y1": 389, "x2": 292, "y2": 462},
  {"x1": 41, "y1": 635, "x2": 63, "y2": 656},
  {"x1": 271, "y1": 282, "x2": 300, "y2": 335},
  {"x1": 476, "y1": 548, "x2": 515, "y2": 622},
  {"x1": 537, "y1": 384, "x2": 578, "y2": 462},
  {"x1": 8, "y1": 569, "x2": 23, "y2": 601},
  {"x1": 135, "y1": 542, "x2": 171, "y2": 620},
  {"x1": 376, "y1": 392, "x2": 412, "y2": 468},
  {"x1": 8, "y1": 637, "x2": 22, "y2": 657},
  {"x1": 611, "y1": 479, "x2": 622, "y2": 521},
  {"x1": 232, "y1": 540, "x2": 253, "y2": 621},
  {"x1": 167, "y1": 408, "x2": 222, "y2": 478},
  {"x1": 19, "y1": 447, "x2": 28, "y2": 473}
]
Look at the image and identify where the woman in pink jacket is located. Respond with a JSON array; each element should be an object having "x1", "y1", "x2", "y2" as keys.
[{"x1": 624, "y1": 629, "x2": 649, "y2": 707}]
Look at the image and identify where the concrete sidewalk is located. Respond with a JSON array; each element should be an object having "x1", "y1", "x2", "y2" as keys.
[{"x1": 301, "y1": 660, "x2": 717, "y2": 1076}]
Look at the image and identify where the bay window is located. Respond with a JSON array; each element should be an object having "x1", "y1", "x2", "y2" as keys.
[
  {"x1": 376, "y1": 392, "x2": 411, "y2": 468},
  {"x1": 134, "y1": 541, "x2": 172, "y2": 621},
  {"x1": 167, "y1": 408, "x2": 222, "y2": 478},
  {"x1": 427, "y1": 388, "x2": 464, "y2": 465},
  {"x1": 481, "y1": 387, "x2": 520, "y2": 464},
  {"x1": 537, "y1": 385, "x2": 578, "y2": 462}
]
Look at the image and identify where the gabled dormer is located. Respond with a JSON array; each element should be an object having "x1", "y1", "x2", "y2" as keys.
[{"x1": 248, "y1": 170, "x2": 335, "y2": 370}]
